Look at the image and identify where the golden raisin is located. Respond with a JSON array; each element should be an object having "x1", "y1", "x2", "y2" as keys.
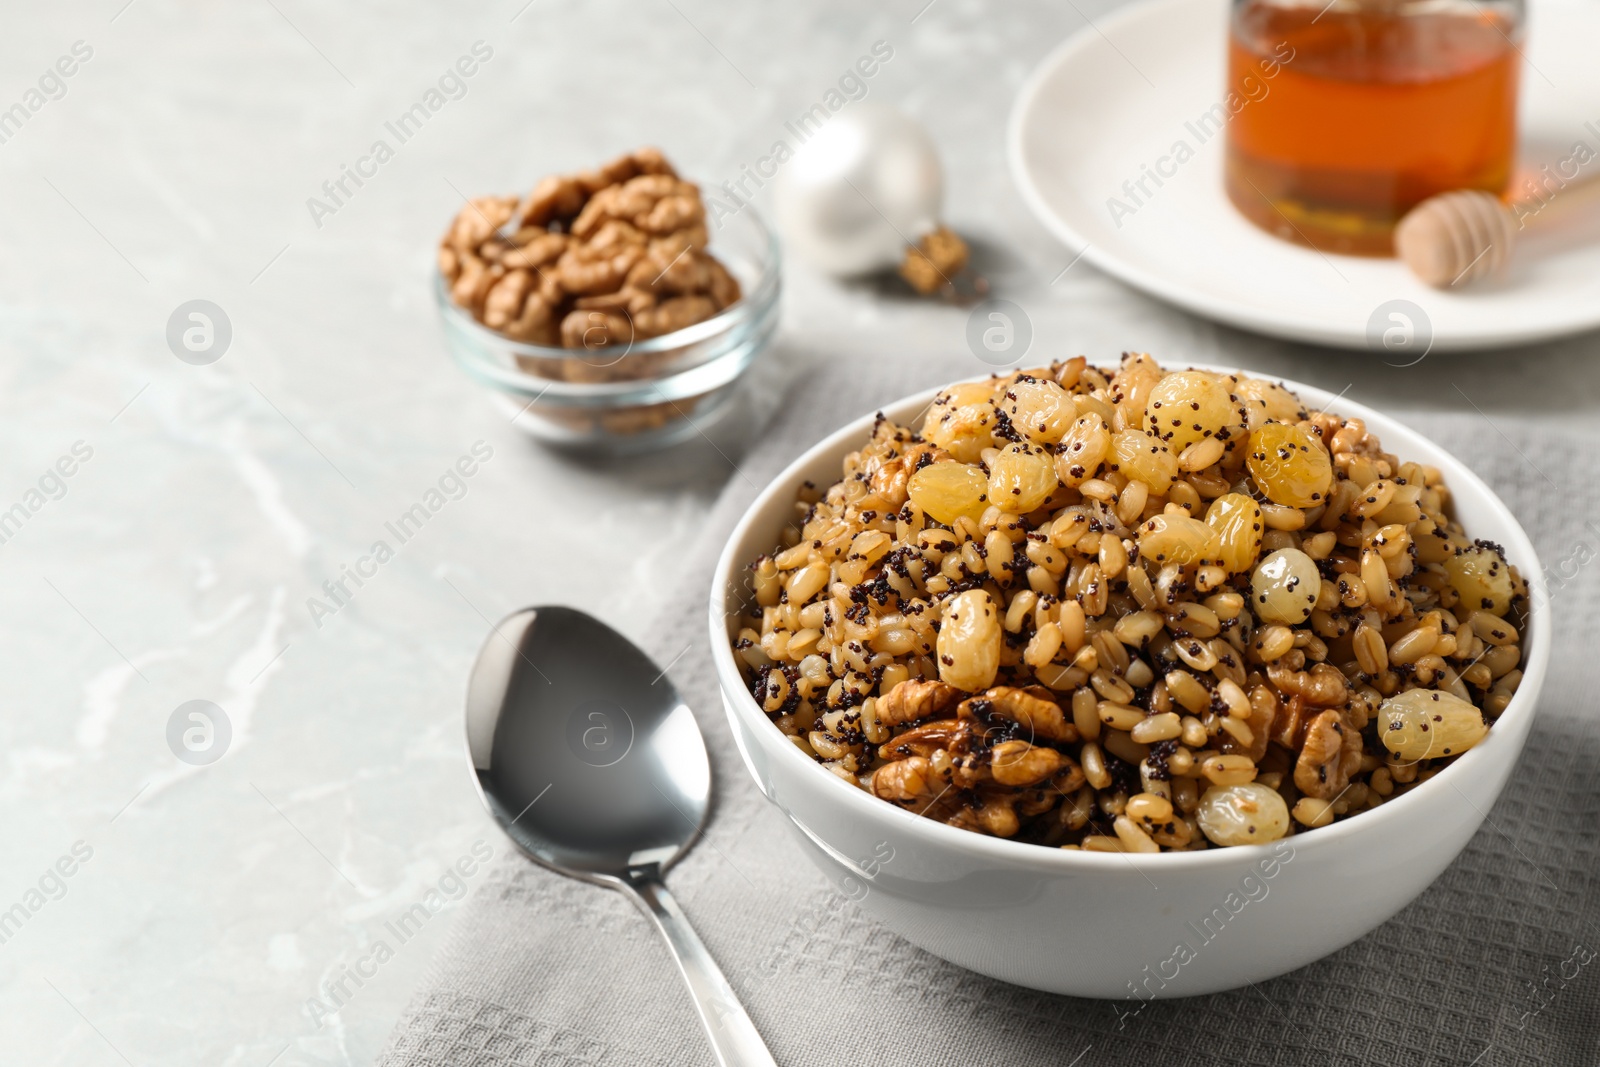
[
  {"x1": 908, "y1": 461, "x2": 989, "y2": 525},
  {"x1": 1251, "y1": 547, "x2": 1321, "y2": 624},
  {"x1": 1107, "y1": 429, "x2": 1178, "y2": 495},
  {"x1": 1443, "y1": 543, "x2": 1514, "y2": 616},
  {"x1": 1234, "y1": 376, "x2": 1307, "y2": 429},
  {"x1": 1379, "y1": 688, "x2": 1490, "y2": 761},
  {"x1": 937, "y1": 589, "x2": 1001, "y2": 691},
  {"x1": 1196, "y1": 782, "x2": 1289, "y2": 845},
  {"x1": 987, "y1": 442, "x2": 1058, "y2": 514},
  {"x1": 1246, "y1": 423, "x2": 1333, "y2": 508},
  {"x1": 1137, "y1": 513, "x2": 1223, "y2": 567},
  {"x1": 1204, "y1": 493, "x2": 1264, "y2": 574},
  {"x1": 1054, "y1": 412, "x2": 1111, "y2": 488},
  {"x1": 1000, "y1": 376, "x2": 1076, "y2": 445},
  {"x1": 1144, "y1": 371, "x2": 1245, "y2": 451}
]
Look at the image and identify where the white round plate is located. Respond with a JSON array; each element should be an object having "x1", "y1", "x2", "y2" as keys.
[{"x1": 1008, "y1": 0, "x2": 1600, "y2": 351}]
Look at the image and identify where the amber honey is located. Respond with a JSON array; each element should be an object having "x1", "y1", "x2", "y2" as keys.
[{"x1": 1225, "y1": 0, "x2": 1522, "y2": 255}]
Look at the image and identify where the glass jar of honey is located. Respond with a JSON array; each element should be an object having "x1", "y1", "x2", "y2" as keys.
[{"x1": 1225, "y1": 0, "x2": 1523, "y2": 255}]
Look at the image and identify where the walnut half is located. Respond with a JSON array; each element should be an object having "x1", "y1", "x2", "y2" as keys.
[
  {"x1": 1293, "y1": 709, "x2": 1362, "y2": 800},
  {"x1": 878, "y1": 679, "x2": 961, "y2": 727}
]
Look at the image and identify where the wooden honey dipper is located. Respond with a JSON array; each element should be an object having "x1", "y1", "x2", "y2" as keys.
[{"x1": 1395, "y1": 172, "x2": 1600, "y2": 287}]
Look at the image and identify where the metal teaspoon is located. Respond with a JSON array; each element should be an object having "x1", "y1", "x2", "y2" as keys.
[{"x1": 464, "y1": 605, "x2": 776, "y2": 1067}]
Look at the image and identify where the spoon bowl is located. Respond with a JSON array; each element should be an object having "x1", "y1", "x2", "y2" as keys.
[
  {"x1": 466, "y1": 605, "x2": 709, "y2": 882},
  {"x1": 465, "y1": 606, "x2": 775, "y2": 1066}
]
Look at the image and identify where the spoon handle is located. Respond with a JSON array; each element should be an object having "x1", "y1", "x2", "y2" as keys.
[{"x1": 628, "y1": 875, "x2": 778, "y2": 1067}]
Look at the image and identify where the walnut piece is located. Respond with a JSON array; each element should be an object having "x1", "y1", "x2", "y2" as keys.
[
  {"x1": 870, "y1": 757, "x2": 957, "y2": 818},
  {"x1": 1293, "y1": 709, "x2": 1362, "y2": 800},
  {"x1": 877, "y1": 718, "x2": 967, "y2": 762},
  {"x1": 899, "y1": 225, "x2": 969, "y2": 295},
  {"x1": 960, "y1": 686, "x2": 1078, "y2": 744},
  {"x1": 989, "y1": 740, "x2": 1068, "y2": 787},
  {"x1": 878, "y1": 679, "x2": 961, "y2": 727}
]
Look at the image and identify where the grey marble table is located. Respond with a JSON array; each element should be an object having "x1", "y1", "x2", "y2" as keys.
[{"x1": 2, "y1": 1, "x2": 1596, "y2": 1065}]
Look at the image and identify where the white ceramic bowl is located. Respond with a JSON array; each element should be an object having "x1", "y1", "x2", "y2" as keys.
[{"x1": 708, "y1": 366, "x2": 1549, "y2": 999}]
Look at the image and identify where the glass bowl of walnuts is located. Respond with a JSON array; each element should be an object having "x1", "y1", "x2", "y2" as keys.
[{"x1": 436, "y1": 148, "x2": 779, "y2": 452}]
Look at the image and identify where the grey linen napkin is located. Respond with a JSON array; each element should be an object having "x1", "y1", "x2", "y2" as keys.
[{"x1": 380, "y1": 350, "x2": 1600, "y2": 1067}]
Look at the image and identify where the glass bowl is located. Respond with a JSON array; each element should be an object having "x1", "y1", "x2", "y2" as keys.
[{"x1": 437, "y1": 205, "x2": 780, "y2": 454}]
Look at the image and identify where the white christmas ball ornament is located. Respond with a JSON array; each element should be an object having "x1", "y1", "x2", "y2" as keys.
[{"x1": 775, "y1": 102, "x2": 944, "y2": 276}]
